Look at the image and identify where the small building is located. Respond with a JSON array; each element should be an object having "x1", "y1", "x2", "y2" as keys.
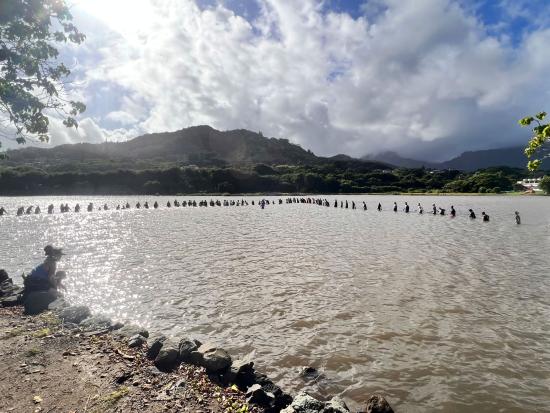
[{"x1": 516, "y1": 177, "x2": 543, "y2": 192}]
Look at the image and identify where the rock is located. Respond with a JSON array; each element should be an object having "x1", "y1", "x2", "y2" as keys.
[
  {"x1": 365, "y1": 395, "x2": 394, "y2": 413},
  {"x1": 23, "y1": 291, "x2": 58, "y2": 315},
  {"x1": 128, "y1": 334, "x2": 146, "y2": 348},
  {"x1": 115, "y1": 324, "x2": 149, "y2": 339},
  {"x1": 178, "y1": 338, "x2": 200, "y2": 362},
  {"x1": 115, "y1": 370, "x2": 133, "y2": 384},
  {"x1": 60, "y1": 305, "x2": 91, "y2": 324},
  {"x1": 280, "y1": 392, "x2": 325, "y2": 413},
  {"x1": 0, "y1": 295, "x2": 20, "y2": 307},
  {"x1": 0, "y1": 279, "x2": 16, "y2": 296},
  {"x1": 154, "y1": 341, "x2": 180, "y2": 372},
  {"x1": 80, "y1": 315, "x2": 113, "y2": 331},
  {"x1": 324, "y1": 396, "x2": 350, "y2": 413},
  {"x1": 48, "y1": 297, "x2": 69, "y2": 311},
  {"x1": 0, "y1": 269, "x2": 9, "y2": 284},
  {"x1": 225, "y1": 359, "x2": 255, "y2": 387},
  {"x1": 196, "y1": 343, "x2": 232, "y2": 373},
  {"x1": 246, "y1": 383, "x2": 275, "y2": 407},
  {"x1": 146, "y1": 334, "x2": 167, "y2": 360}
]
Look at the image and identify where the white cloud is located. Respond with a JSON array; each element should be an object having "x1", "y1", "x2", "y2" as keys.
[{"x1": 12, "y1": 0, "x2": 548, "y2": 160}]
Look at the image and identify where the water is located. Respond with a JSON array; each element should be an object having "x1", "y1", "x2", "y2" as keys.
[{"x1": 1, "y1": 195, "x2": 550, "y2": 412}]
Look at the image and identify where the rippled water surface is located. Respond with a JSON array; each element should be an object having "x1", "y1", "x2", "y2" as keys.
[{"x1": 2, "y1": 195, "x2": 550, "y2": 412}]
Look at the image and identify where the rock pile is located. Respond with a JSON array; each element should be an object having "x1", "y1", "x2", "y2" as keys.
[
  {"x1": 4, "y1": 277, "x2": 395, "y2": 413},
  {"x1": 0, "y1": 270, "x2": 23, "y2": 308}
]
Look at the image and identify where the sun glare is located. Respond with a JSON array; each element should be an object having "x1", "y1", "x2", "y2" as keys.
[{"x1": 77, "y1": 0, "x2": 155, "y2": 39}]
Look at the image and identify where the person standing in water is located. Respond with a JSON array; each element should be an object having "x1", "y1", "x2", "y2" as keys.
[
  {"x1": 363, "y1": 201, "x2": 367, "y2": 211},
  {"x1": 377, "y1": 202, "x2": 382, "y2": 212},
  {"x1": 450, "y1": 206, "x2": 456, "y2": 217},
  {"x1": 404, "y1": 202, "x2": 410, "y2": 213},
  {"x1": 482, "y1": 211, "x2": 490, "y2": 222},
  {"x1": 393, "y1": 202, "x2": 397, "y2": 212},
  {"x1": 469, "y1": 209, "x2": 476, "y2": 219},
  {"x1": 0, "y1": 206, "x2": 6, "y2": 216},
  {"x1": 515, "y1": 211, "x2": 521, "y2": 225},
  {"x1": 417, "y1": 203, "x2": 423, "y2": 214},
  {"x1": 432, "y1": 204, "x2": 437, "y2": 215}
]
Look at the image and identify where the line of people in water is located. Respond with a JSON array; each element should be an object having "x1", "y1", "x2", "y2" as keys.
[{"x1": 0, "y1": 198, "x2": 521, "y2": 223}]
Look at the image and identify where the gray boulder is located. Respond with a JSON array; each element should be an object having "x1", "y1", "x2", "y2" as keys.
[
  {"x1": 324, "y1": 396, "x2": 350, "y2": 413},
  {"x1": 281, "y1": 392, "x2": 325, "y2": 413},
  {"x1": 80, "y1": 314, "x2": 113, "y2": 331},
  {"x1": 128, "y1": 334, "x2": 147, "y2": 348},
  {"x1": 365, "y1": 395, "x2": 394, "y2": 413},
  {"x1": 154, "y1": 340, "x2": 180, "y2": 371},
  {"x1": 48, "y1": 297, "x2": 69, "y2": 311},
  {"x1": 196, "y1": 343, "x2": 232, "y2": 373},
  {"x1": 178, "y1": 338, "x2": 200, "y2": 362},
  {"x1": 115, "y1": 324, "x2": 149, "y2": 339},
  {"x1": 0, "y1": 295, "x2": 20, "y2": 307},
  {"x1": 60, "y1": 305, "x2": 91, "y2": 324},
  {"x1": 246, "y1": 383, "x2": 275, "y2": 407},
  {"x1": 23, "y1": 290, "x2": 58, "y2": 315},
  {"x1": 225, "y1": 359, "x2": 255, "y2": 387},
  {"x1": 146, "y1": 334, "x2": 167, "y2": 360}
]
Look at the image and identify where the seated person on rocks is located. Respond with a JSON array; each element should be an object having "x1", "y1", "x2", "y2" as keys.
[{"x1": 23, "y1": 245, "x2": 65, "y2": 295}]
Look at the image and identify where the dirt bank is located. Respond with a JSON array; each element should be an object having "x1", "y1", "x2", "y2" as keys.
[{"x1": 0, "y1": 306, "x2": 260, "y2": 413}]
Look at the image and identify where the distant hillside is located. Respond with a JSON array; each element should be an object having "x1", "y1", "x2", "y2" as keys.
[
  {"x1": 363, "y1": 151, "x2": 439, "y2": 169},
  {"x1": 365, "y1": 147, "x2": 549, "y2": 171},
  {"x1": 4, "y1": 126, "x2": 320, "y2": 168}
]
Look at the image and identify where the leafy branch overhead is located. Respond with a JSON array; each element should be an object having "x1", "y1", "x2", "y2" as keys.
[
  {"x1": 0, "y1": 0, "x2": 86, "y2": 149},
  {"x1": 519, "y1": 111, "x2": 549, "y2": 171}
]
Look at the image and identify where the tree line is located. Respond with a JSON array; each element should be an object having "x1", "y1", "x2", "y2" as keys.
[{"x1": 0, "y1": 162, "x2": 544, "y2": 196}]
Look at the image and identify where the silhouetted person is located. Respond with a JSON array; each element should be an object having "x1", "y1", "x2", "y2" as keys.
[
  {"x1": 167, "y1": 201, "x2": 171, "y2": 208},
  {"x1": 393, "y1": 202, "x2": 397, "y2": 212},
  {"x1": 377, "y1": 203, "x2": 382, "y2": 211},
  {"x1": 74, "y1": 204, "x2": 80, "y2": 213},
  {"x1": 404, "y1": 202, "x2": 409, "y2": 213},
  {"x1": 0, "y1": 207, "x2": 6, "y2": 216},
  {"x1": 432, "y1": 204, "x2": 437, "y2": 215},
  {"x1": 144, "y1": 202, "x2": 149, "y2": 209},
  {"x1": 363, "y1": 201, "x2": 367, "y2": 211},
  {"x1": 345, "y1": 201, "x2": 348, "y2": 209},
  {"x1": 439, "y1": 208, "x2": 446, "y2": 215},
  {"x1": 48, "y1": 204, "x2": 54, "y2": 214},
  {"x1": 154, "y1": 201, "x2": 159, "y2": 209},
  {"x1": 35, "y1": 206, "x2": 41, "y2": 214},
  {"x1": 334, "y1": 200, "x2": 338, "y2": 208},
  {"x1": 450, "y1": 206, "x2": 456, "y2": 217},
  {"x1": 515, "y1": 211, "x2": 521, "y2": 225},
  {"x1": 469, "y1": 209, "x2": 476, "y2": 219},
  {"x1": 482, "y1": 211, "x2": 490, "y2": 222},
  {"x1": 87, "y1": 203, "x2": 93, "y2": 212},
  {"x1": 417, "y1": 203, "x2": 423, "y2": 214}
]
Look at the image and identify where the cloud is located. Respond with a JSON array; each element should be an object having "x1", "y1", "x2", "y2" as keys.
[{"x1": 42, "y1": 0, "x2": 550, "y2": 160}]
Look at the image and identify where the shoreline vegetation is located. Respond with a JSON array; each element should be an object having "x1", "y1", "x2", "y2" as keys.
[
  {"x1": 0, "y1": 280, "x2": 395, "y2": 413},
  {"x1": 0, "y1": 162, "x2": 547, "y2": 197}
]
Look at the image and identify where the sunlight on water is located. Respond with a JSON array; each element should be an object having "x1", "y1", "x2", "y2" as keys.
[{"x1": 2, "y1": 195, "x2": 550, "y2": 412}]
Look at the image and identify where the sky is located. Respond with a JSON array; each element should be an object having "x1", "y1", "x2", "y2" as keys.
[{"x1": 4, "y1": 0, "x2": 550, "y2": 161}]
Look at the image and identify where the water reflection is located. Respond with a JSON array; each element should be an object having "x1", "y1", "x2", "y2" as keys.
[{"x1": 1, "y1": 195, "x2": 550, "y2": 412}]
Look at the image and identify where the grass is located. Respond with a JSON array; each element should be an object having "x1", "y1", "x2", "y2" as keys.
[
  {"x1": 102, "y1": 387, "x2": 129, "y2": 406},
  {"x1": 33, "y1": 328, "x2": 51, "y2": 338},
  {"x1": 25, "y1": 347, "x2": 43, "y2": 357},
  {"x1": 1, "y1": 327, "x2": 25, "y2": 340}
]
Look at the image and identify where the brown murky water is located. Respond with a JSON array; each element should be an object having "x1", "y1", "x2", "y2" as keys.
[{"x1": 2, "y1": 195, "x2": 550, "y2": 412}]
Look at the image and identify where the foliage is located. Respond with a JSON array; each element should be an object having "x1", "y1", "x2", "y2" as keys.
[
  {"x1": 540, "y1": 175, "x2": 550, "y2": 195},
  {"x1": 0, "y1": 161, "x2": 532, "y2": 196},
  {"x1": 0, "y1": 0, "x2": 86, "y2": 150},
  {"x1": 519, "y1": 111, "x2": 549, "y2": 171}
]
